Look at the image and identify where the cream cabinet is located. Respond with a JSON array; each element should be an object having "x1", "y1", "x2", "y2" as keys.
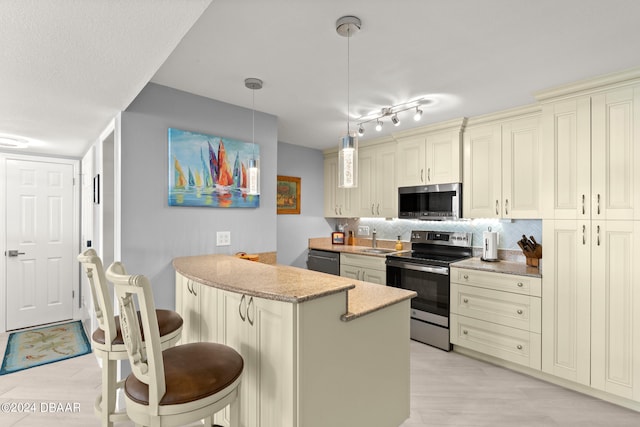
[
  {"x1": 540, "y1": 85, "x2": 640, "y2": 220},
  {"x1": 463, "y1": 110, "x2": 541, "y2": 219},
  {"x1": 323, "y1": 153, "x2": 352, "y2": 217},
  {"x1": 339, "y1": 253, "x2": 386, "y2": 285},
  {"x1": 396, "y1": 119, "x2": 464, "y2": 187},
  {"x1": 216, "y1": 289, "x2": 295, "y2": 427},
  {"x1": 352, "y1": 141, "x2": 397, "y2": 218},
  {"x1": 175, "y1": 272, "x2": 218, "y2": 344},
  {"x1": 450, "y1": 267, "x2": 542, "y2": 369}
]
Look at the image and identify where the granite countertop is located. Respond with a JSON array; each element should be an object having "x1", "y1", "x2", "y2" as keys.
[
  {"x1": 308, "y1": 237, "x2": 410, "y2": 257},
  {"x1": 173, "y1": 254, "x2": 416, "y2": 321},
  {"x1": 451, "y1": 257, "x2": 542, "y2": 278}
]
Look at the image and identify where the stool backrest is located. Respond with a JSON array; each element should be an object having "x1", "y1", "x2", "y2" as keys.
[
  {"x1": 106, "y1": 261, "x2": 166, "y2": 409},
  {"x1": 77, "y1": 249, "x2": 117, "y2": 346}
]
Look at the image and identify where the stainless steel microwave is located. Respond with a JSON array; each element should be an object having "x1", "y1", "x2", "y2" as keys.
[{"x1": 398, "y1": 183, "x2": 462, "y2": 220}]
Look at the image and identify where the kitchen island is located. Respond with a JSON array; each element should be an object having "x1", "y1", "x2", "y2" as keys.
[{"x1": 174, "y1": 254, "x2": 415, "y2": 427}]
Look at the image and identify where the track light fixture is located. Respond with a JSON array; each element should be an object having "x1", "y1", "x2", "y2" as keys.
[{"x1": 357, "y1": 97, "x2": 432, "y2": 134}]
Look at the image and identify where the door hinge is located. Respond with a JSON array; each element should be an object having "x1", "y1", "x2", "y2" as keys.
[{"x1": 72, "y1": 290, "x2": 75, "y2": 299}]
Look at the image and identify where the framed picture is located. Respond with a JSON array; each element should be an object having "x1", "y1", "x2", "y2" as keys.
[
  {"x1": 332, "y1": 231, "x2": 345, "y2": 245},
  {"x1": 277, "y1": 175, "x2": 301, "y2": 214},
  {"x1": 167, "y1": 127, "x2": 260, "y2": 208}
]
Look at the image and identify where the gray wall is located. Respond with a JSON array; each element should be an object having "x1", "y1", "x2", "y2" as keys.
[
  {"x1": 120, "y1": 83, "x2": 277, "y2": 310},
  {"x1": 277, "y1": 142, "x2": 333, "y2": 268}
]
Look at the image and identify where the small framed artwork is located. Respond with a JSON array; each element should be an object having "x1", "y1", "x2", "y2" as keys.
[
  {"x1": 277, "y1": 175, "x2": 301, "y2": 214},
  {"x1": 332, "y1": 231, "x2": 345, "y2": 245}
]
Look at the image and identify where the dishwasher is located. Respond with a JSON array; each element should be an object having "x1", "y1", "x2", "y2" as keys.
[{"x1": 306, "y1": 249, "x2": 340, "y2": 276}]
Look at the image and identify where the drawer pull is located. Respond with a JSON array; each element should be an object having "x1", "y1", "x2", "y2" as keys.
[
  {"x1": 517, "y1": 282, "x2": 523, "y2": 287},
  {"x1": 517, "y1": 309, "x2": 523, "y2": 315},
  {"x1": 463, "y1": 330, "x2": 468, "y2": 335},
  {"x1": 463, "y1": 274, "x2": 469, "y2": 279},
  {"x1": 463, "y1": 298, "x2": 469, "y2": 303},
  {"x1": 517, "y1": 344, "x2": 523, "y2": 350}
]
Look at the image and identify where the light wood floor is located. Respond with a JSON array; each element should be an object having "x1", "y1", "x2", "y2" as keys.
[{"x1": 1, "y1": 331, "x2": 639, "y2": 426}]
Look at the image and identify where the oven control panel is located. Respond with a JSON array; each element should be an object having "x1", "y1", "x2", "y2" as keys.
[{"x1": 410, "y1": 230, "x2": 472, "y2": 247}]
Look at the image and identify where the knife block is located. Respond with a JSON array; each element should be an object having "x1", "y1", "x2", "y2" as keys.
[{"x1": 522, "y1": 245, "x2": 542, "y2": 267}]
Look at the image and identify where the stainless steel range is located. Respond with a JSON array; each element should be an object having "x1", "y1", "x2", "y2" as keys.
[{"x1": 386, "y1": 230, "x2": 472, "y2": 351}]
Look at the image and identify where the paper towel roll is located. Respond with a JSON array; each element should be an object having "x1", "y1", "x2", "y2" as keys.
[{"x1": 482, "y1": 231, "x2": 499, "y2": 261}]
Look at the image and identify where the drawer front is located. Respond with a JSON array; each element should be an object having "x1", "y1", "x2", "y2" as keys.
[
  {"x1": 340, "y1": 253, "x2": 387, "y2": 270},
  {"x1": 451, "y1": 283, "x2": 541, "y2": 333},
  {"x1": 451, "y1": 267, "x2": 541, "y2": 297},
  {"x1": 451, "y1": 314, "x2": 541, "y2": 370}
]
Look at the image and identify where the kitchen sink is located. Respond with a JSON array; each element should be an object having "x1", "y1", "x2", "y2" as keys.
[{"x1": 360, "y1": 248, "x2": 396, "y2": 254}]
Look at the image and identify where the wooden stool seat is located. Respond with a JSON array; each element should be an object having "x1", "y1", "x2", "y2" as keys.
[{"x1": 125, "y1": 342, "x2": 243, "y2": 406}]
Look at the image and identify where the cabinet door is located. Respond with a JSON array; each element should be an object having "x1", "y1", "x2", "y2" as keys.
[
  {"x1": 462, "y1": 124, "x2": 502, "y2": 218},
  {"x1": 353, "y1": 147, "x2": 376, "y2": 217},
  {"x1": 591, "y1": 86, "x2": 640, "y2": 221},
  {"x1": 340, "y1": 264, "x2": 361, "y2": 280},
  {"x1": 179, "y1": 276, "x2": 201, "y2": 344},
  {"x1": 396, "y1": 135, "x2": 426, "y2": 186},
  {"x1": 502, "y1": 116, "x2": 541, "y2": 218},
  {"x1": 540, "y1": 97, "x2": 592, "y2": 219},
  {"x1": 324, "y1": 155, "x2": 349, "y2": 217},
  {"x1": 362, "y1": 268, "x2": 386, "y2": 285},
  {"x1": 375, "y1": 144, "x2": 397, "y2": 217},
  {"x1": 426, "y1": 130, "x2": 461, "y2": 184},
  {"x1": 541, "y1": 220, "x2": 591, "y2": 385},
  {"x1": 591, "y1": 221, "x2": 640, "y2": 401}
]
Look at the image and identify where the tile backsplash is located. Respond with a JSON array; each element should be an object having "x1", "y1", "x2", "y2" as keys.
[{"x1": 333, "y1": 218, "x2": 542, "y2": 251}]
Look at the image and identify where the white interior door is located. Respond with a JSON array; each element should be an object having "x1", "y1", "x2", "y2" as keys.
[{"x1": 5, "y1": 158, "x2": 75, "y2": 330}]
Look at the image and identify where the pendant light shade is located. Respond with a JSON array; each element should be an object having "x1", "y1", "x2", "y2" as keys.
[
  {"x1": 245, "y1": 77, "x2": 262, "y2": 196},
  {"x1": 336, "y1": 15, "x2": 361, "y2": 189}
]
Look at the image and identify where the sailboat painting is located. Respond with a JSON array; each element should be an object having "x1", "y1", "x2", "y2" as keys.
[{"x1": 168, "y1": 128, "x2": 260, "y2": 208}]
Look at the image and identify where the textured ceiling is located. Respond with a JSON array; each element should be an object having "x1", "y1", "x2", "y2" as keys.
[{"x1": 2, "y1": 0, "x2": 640, "y2": 157}]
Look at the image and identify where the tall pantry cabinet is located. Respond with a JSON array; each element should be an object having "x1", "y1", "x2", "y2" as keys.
[{"x1": 539, "y1": 72, "x2": 640, "y2": 402}]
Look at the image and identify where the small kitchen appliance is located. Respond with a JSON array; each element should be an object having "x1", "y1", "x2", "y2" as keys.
[{"x1": 482, "y1": 227, "x2": 499, "y2": 261}]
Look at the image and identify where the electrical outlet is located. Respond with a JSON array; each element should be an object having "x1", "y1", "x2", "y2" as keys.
[
  {"x1": 358, "y1": 226, "x2": 370, "y2": 236},
  {"x1": 216, "y1": 231, "x2": 231, "y2": 246}
]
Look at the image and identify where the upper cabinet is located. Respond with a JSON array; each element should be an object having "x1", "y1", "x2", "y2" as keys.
[
  {"x1": 323, "y1": 153, "x2": 352, "y2": 217},
  {"x1": 352, "y1": 139, "x2": 397, "y2": 218},
  {"x1": 396, "y1": 118, "x2": 466, "y2": 187},
  {"x1": 539, "y1": 83, "x2": 640, "y2": 220},
  {"x1": 463, "y1": 107, "x2": 541, "y2": 219}
]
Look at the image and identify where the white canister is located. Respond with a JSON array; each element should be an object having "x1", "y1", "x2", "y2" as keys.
[{"x1": 482, "y1": 230, "x2": 499, "y2": 261}]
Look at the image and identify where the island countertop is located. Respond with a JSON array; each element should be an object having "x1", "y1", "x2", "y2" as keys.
[{"x1": 173, "y1": 254, "x2": 415, "y2": 321}]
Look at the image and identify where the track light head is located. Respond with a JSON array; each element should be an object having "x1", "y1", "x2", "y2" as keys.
[
  {"x1": 391, "y1": 114, "x2": 400, "y2": 126},
  {"x1": 413, "y1": 107, "x2": 423, "y2": 121},
  {"x1": 357, "y1": 124, "x2": 365, "y2": 136},
  {"x1": 375, "y1": 120, "x2": 383, "y2": 131}
]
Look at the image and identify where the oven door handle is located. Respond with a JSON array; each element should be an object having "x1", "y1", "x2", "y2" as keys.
[{"x1": 386, "y1": 259, "x2": 449, "y2": 275}]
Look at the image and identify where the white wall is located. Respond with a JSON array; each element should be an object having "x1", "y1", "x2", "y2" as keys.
[
  {"x1": 120, "y1": 83, "x2": 278, "y2": 310},
  {"x1": 277, "y1": 142, "x2": 333, "y2": 268}
]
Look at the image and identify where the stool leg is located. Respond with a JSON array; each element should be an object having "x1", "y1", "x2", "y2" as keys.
[
  {"x1": 229, "y1": 386, "x2": 240, "y2": 427},
  {"x1": 101, "y1": 357, "x2": 117, "y2": 427}
]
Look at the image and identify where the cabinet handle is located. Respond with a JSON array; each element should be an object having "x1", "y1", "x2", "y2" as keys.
[
  {"x1": 517, "y1": 282, "x2": 523, "y2": 287},
  {"x1": 517, "y1": 309, "x2": 523, "y2": 315},
  {"x1": 582, "y1": 224, "x2": 586, "y2": 245},
  {"x1": 239, "y1": 294, "x2": 246, "y2": 322},
  {"x1": 582, "y1": 194, "x2": 585, "y2": 215},
  {"x1": 505, "y1": 199, "x2": 509, "y2": 216},
  {"x1": 335, "y1": 206, "x2": 338, "y2": 215},
  {"x1": 597, "y1": 194, "x2": 601, "y2": 215},
  {"x1": 517, "y1": 344, "x2": 523, "y2": 350},
  {"x1": 377, "y1": 203, "x2": 380, "y2": 215},
  {"x1": 463, "y1": 298, "x2": 469, "y2": 303},
  {"x1": 495, "y1": 200, "x2": 499, "y2": 216},
  {"x1": 371, "y1": 204, "x2": 375, "y2": 215},
  {"x1": 463, "y1": 330, "x2": 468, "y2": 335},
  {"x1": 463, "y1": 274, "x2": 469, "y2": 279},
  {"x1": 420, "y1": 169, "x2": 424, "y2": 183},
  {"x1": 339, "y1": 206, "x2": 343, "y2": 215},
  {"x1": 356, "y1": 270, "x2": 360, "y2": 280},
  {"x1": 192, "y1": 282, "x2": 197, "y2": 297},
  {"x1": 187, "y1": 281, "x2": 193, "y2": 295},
  {"x1": 427, "y1": 168, "x2": 431, "y2": 182},
  {"x1": 597, "y1": 225, "x2": 600, "y2": 246},
  {"x1": 247, "y1": 297, "x2": 254, "y2": 326}
]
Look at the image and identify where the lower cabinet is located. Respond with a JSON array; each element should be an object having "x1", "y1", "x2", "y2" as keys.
[
  {"x1": 175, "y1": 272, "x2": 218, "y2": 344},
  {"x1": 339, "y1": 253, "x2": 387, "y2": 285},
  {"x1": 450, "y1": 267, "x2": 542, "y2": 370}
]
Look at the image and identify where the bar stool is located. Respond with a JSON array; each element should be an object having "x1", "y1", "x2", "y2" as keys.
[
  {"x1": 106, "y1": 261, "x2": 243, "y2": 427},
  {"x1": 78, "y1": 249, "x2": 183, "y2": 427}
]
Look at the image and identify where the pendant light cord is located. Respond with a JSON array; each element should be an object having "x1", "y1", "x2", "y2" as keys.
[
  {"x1": 252, "y1": 88, "x2": 255, "y2": 159},
  {"x1": 347, "y1": 25, "x2": 350, "y2": 135}
]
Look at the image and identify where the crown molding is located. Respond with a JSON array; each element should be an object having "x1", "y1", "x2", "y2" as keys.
[{"x1": 465, "y1": 104, "x2": 541, "y2": 127}]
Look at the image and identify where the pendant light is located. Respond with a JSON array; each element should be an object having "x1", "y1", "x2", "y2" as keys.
[
  {"x1": 245, "y1": 77, "x2": 262, "y2": 195},
  {"x1": 336, "y1": 15, "x2": 361, "y2": 189}
]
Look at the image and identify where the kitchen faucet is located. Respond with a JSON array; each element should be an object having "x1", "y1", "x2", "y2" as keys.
[{"x1": 372, "y1": 229, "x2": 377, "y2": 248}]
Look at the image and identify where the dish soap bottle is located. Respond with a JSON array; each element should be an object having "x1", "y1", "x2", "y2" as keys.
[
  {"x1": 348, "y1": 230, "x2": 355, "y2": 246},
  {"x1": 395, "y1": 236, "x2": 403, "y2": 251}
]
